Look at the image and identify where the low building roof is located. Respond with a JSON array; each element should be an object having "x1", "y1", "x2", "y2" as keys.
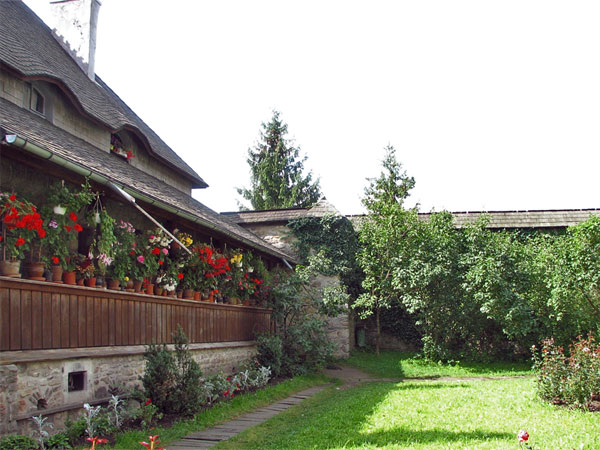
[
  {"x1": 222, "y1": 198, "x2": 341, "y2": 224},
  {"x1": 0, "y1": 97, "x2": 297, "y2": 263},
  {"x1": 0, "y1": 0, "x2": 207, "y2": 188}
]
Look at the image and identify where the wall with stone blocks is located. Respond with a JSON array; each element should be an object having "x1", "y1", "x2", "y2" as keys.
[{"x1": 0, "y1": 342, "x2": 256, "y2": 436}]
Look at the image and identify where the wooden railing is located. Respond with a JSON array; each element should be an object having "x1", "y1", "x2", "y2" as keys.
[{"x1": 0, "y1": 278, "x2": 271, "y2": 351}]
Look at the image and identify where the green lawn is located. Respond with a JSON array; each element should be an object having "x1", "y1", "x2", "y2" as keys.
[
  {"x1": 344, "y1": 350, "x2": 532, "y2": 378},
  {"x1": 108, "y1": 373, "x2": 332, "y2": 449},
  {"x1": 217, "y1": 378, "x2": 599, "y2": 450}
]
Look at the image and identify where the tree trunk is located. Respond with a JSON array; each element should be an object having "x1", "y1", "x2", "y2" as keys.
[{"x1": 376, "y1": 305, "x2": 381, "y2": 356}]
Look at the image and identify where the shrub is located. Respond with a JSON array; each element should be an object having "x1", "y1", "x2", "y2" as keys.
[
  {"x1": 533, "y1": 335, "x2": 600, "y2": 408},
  {"x1": 45, "y1": 432, "x2": 72, "y2": 449},
  {"x1": 0, "y1": 434, "x2": 38, "y2": 450},
  {"x1": 282, "y1": 318, "x2": 334, "y2": 376},
  {"x1": 256, "y1": 334, "x2": 283, "y2": 377},
  {"x1": 141, "y1": 326, "x2": 203, "y2": 415}
]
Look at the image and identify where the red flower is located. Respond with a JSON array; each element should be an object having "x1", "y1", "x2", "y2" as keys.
[
  {"x1": 64, "y1": 225, "x2": 72, "y2": 232},
  {"x1": 158, "y1": 260, "x2": 163, "y2": 265},
  {"x1": 37, "y1": 228, "x2": 46, "y2": 238},
  {"x1": 130, "y1": 250, "x2": 135, "y2": 255},
  {"x1": 0, "y1": 236, "x2": 3, "y2": 243},
  {"x1": 178, "y1": 273, "x2": 184, "y2": 279},
  {"x1": 52, "y1": 256, "x2": 59, "y2": 264},
  {"x1": 15, "y1": 237, "x2": 25, "y2": 246},
  {"x1": 74, "y1": 224, "x2": 83, "y2": 232},
  {"x1": 69, "y1": 212, "x2": 77, "y2": 222},
  {"x1": 517, "y1": 430, "x2": 529, "y2": 442},
  {"x1": 9, "y1": 194, "x2": 16, "y2": 201},
  {"x1": 152, "y1": 247, "x2": 160, "y2": 255},
  {"x1": 145, "y1": 398, "x2": 152, "y2": 406}
]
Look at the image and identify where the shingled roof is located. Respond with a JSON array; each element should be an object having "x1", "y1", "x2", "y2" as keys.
[
  {"x1": 0, "y1": 97, "x2": 297, "y2": 263},
  {"x1": 222, "y1": 198, "x2": 341, "y2": 224},
  {"x1": 226, "y1": 202, "x2": 600, "y2": 230},
  {"x1": 419, "y1": 209, "x2": 600, "y2": 229},
  {"x1": 0, "y1": 0, "x2": 207, "y2": 188}
]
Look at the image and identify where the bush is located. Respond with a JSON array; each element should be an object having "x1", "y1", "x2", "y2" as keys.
[
  {"x1": 256, "y1": 333, "x2": 283, "y2": 377},
  {"x1": 0, "y1": 434, "x2": 38, "y2": 450},
  {"x1": 282, "y1": 319, "x2": 334, "y2": 376},
  {"x1": 45, "y1": 432, "x2": 72, "y2": 449},
  {"x1": 533, "y1": 335, "x2": 600, "y2": 408},
  {"x1": 141, "y1": 326, "x2": 203, "y2": 415}
]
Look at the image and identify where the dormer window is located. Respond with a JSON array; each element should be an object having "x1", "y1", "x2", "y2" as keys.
[
  {"x1": 30, "y1": 87, "x2": 45, "y2": 115},
  {"x1": 110, "y1": 134, "x2": 135, "y2": 162}
]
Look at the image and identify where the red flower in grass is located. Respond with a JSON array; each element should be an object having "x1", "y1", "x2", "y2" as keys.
[
  {"x1": 74, "y1": 224, "x2": 83, "y2": 232},
  {"x1": 69, "y1": 212, "x2": 78, "y2": 222},
  {"x1": 84, "y1": 436, "x2": 107, "y2": 450},
  {"x1": 139, "y1": 434, "x2": 164, "y2": 450},
  {"x1": 517, "y1": 430, "x2": 529, "y2": 442}
]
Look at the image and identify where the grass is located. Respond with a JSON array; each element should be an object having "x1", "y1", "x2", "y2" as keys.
[
  {"x1": 344, "y1": 350, "x2": 533, "y2": 378},
  {"x1": 106, "y1": 373, "x2": 332, "y2": 449},
  {"x1": 218, "y1": 378, "x2": 600, "y2": 449}
]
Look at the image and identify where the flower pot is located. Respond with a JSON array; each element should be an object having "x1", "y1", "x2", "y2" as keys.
[
  {"x1": 51, "y1": 265, "x2": 63, "y2": 283},
  {"x1": 24, "y1": 262, "x2": 45, "y2": 280},
  {"x1": 62, "y1": 271, "x2": 76, "y2": 285},
  {"x1": 53, "y1": 205, "x2": 66, "y2": 215},
  {"x1": 0, "y1": 260, "x2": 21, "y2": 278},
  {"x1": 183, "y1": 289, "x2": 194, "y2": 299},
  {"x1": 76, "y1": 278, "x2": 85, "y2": 286},
  {"x1": 208, "y1": 292, "x2": 215, "y2": 303},
  {"x1": 243, "y1": 299, "x2": 250, "y2": 307},
  {"x1": 125, "y1": 279, "x2": 134, "y2": 292},
  {"x1": 85, "y1": 277, "x2": 97, "y2": 287},
  {"x1": 95, "y1": 275, "x2": 106, "y2": 289},
  {"x1": 154, "y1": 286, "x2": 163, "y2": 296},
  {"x1": 107, "y1": 278, "x2": 120, "y2": 290},
  {"x1": 145, "y1": 283, "x2": 155, "y2": 295},
  {"x1": 177, "y1": 290, "x2": 183, "y2": 299},
  {"x1": 133, "y1": 279, "x2": 143, "y2": 293},
  {"x1": 168, "y1": 290, "x2": 176, "y2": 297},
  {"x1": 193, "y1": 291, "x2": 201, "y2": 301}
]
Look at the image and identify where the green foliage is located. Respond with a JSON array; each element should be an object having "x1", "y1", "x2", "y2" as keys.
[
  {"x1": 141, "y1": 327, "x2": 204, "y2": 416},
  {"x1": 288, "y1": 213, "x2": 363, "y2": 297},
  {"x1": 0, "y1": 434, "x2": 38, "y2": 450},
  {"x1": 63, "y1": 416, "x2": 86, "y2": 444},
  {"x1": 533, "y1": 335, "x2": 600, "y2": 408},
  {"x1": 44, "y1": 432, "x2": 72, "y2": 449},
  {"x1": 237, "y1": 110, "x2": 321, "y2": 210},
  {"x1": 256, "y1": 333, "x2": 283, "y2": 377},
  {"x1": 260, "y1": 268, "x2": 336, "y2": 377}
]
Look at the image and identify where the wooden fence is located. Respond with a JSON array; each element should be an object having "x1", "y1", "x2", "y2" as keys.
[{"x1": 0, "y1": 278, "x2": 271, "y2": 351}]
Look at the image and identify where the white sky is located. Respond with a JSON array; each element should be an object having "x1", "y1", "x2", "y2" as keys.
[{"x1": 24, "y1": 0, "x2": 600, "y2": 215}]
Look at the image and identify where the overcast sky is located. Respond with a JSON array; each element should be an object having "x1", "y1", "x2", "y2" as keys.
[{"x1": 24, "y1": 0, "x2": 600, "y2": 215}]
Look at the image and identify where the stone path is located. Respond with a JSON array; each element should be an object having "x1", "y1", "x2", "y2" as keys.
[{"x1": 165, "y1": 385, "x2": 328, "y2": 449}]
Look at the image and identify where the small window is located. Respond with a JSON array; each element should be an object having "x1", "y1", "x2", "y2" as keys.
[
  {"x1": 30, "y1": 87, "x2": 45, "y2": 115},
  {"x1": 68, "y1": 371, "x2": 86, "y2": 392}
]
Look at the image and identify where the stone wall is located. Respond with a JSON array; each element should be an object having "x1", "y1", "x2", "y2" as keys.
[{"x1": 0, "y1": 342, "x2": 256, "y2": 436}]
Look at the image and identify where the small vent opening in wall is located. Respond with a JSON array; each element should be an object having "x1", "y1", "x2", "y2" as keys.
[{"x1": 68, "y1": 371, "x2": 86, "y2": 392}]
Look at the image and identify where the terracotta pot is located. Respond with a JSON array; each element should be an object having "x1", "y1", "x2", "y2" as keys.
[
  {"x1": 208, "y1": 292, "x2": 215, "y2": 303},
  {"x1": 95, "y1": 275, "x2": 106, "y2": 289},
  {"x1": 193, "y1": 291, "x2": 201, "y2": 301},
  {"x1": 125, "y1": 279, "x2": 134, "y2": 292},
  {"x1": 154, "y1": 286, "x2": 163, "y2": 296},
  {"x1": 76, "y1": 278, "x2": 85, "y2": 286},
  {"x1": 107, "y1": 278, "x2": 120, "y2": 290},
  {"x1": 0, "y1": 260, "x2": 21, "y2": 278},
  {"x1": 145, "y1": 283, "x2": 155, "y2": 295},
  {"x1": 85, "y1": 277, "x2": 97, "y2": 287},
  {"x1": 162, "y1": 290, "x2": 168, "y2": 296},
  {"x1": 51, "y1": 265, "x2": 63, "y2": 283},
  {"x1": 243, "y1": 299, "x2": 250, "y2": 306},
  {"x1": 24, "y1": 262, "x2": 45, "y2": 280},
  {"x1": 176, "y1": 290, "x2": 183, "y2": 298},
  {"x1": 133, "y1": 279, "x2": 143, "y2": 293},
  {"x1": 168, "y1": 290, "x2": 176, "y2": 297},
  {"x1": 183, "y1": 288, "x2": 194, "y2": 299},
  {"x1": 62, "y1": 271, "x2": 76, "y2": 285}
]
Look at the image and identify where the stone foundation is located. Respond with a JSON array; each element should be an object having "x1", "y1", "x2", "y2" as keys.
[{"x1": 0, "y1": 341, "x2": 256, "y2": 436}]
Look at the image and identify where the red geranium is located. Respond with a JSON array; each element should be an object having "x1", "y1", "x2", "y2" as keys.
[{"x1": 69, "y1": 212, "x2": 77, "y2": 222}]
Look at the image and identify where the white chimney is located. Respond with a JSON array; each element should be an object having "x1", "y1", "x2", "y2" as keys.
[{"x1": 48, "y1": 0, "x2": 102, "y2": 81}]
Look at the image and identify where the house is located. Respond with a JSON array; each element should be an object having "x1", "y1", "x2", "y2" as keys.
[{"x1": 0, "y1": 0, "x2": 295, "y2": 435}]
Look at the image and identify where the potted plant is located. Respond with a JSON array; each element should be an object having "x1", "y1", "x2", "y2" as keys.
[
  {"x1": 0, "y1": 192, "x2": 47, "y2": 277},
  {"x1": 108, "y1": 219, "x2": 137, "y2": 289},
  {"x1": 89, "y1": 209, "x2": 117, "y2": 288},
  {"x1": 48, "y1": 178, "x2": 95, "y2": 215},
  {"x1": 75, "y1": 256, "x2": 96, "y2": 286}
]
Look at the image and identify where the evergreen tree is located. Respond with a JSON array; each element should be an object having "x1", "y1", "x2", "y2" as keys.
[{"x1": 237, "y1": 111, "x2": 321, "y2": 210}]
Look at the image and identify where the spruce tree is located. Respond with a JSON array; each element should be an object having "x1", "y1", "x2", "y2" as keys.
[{"x1": 237, "y1": 111, "x2": 321, "y2": 210}]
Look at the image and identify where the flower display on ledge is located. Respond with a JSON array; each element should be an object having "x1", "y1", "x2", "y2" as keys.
[{"x1": 110, "y1": 134, "x2": 134, "y2": 162}]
